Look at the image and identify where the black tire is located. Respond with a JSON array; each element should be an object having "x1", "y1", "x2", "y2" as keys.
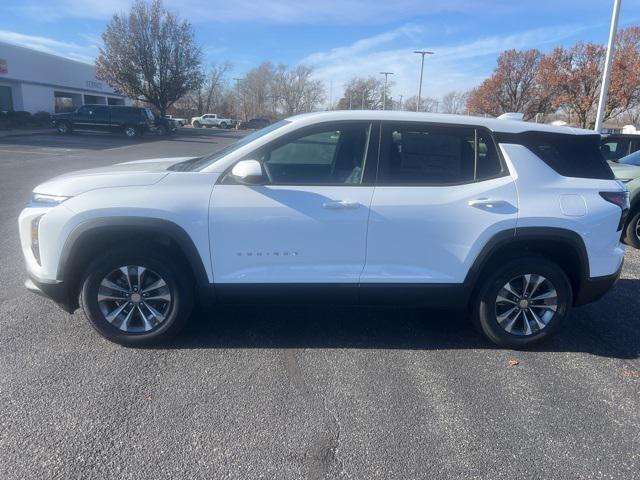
[
  {"x1": 80, "y1": 247, "x2": 193, "y2": 346},
  {"x1": 157, "y1": 124, "x2": 168, "y2": 136},
  {"x1": 472, "y1": 255, "x2": 572, "y2": 349},
  {"x1": 623, "y1": 209, "x2": 640, "y2": 249},
  {"x1": 123, "y1": 125, "x2": 139, "y2": 138},
  {"x1": 193, "y1": 121, "x2": 201, "y2": 128},
  {"x1": 56, "y1": 121, "x2": 71, "y2": 134},
  {"x1": 219, "y1": 122, "x2": 227, "y2": 129}
]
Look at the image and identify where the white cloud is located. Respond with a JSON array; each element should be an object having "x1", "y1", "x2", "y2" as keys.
[
  {"x1": 0, "y1": 30, "x2": 98, "y2": 64},
  {"x1": 301, "y1": 24, "x2": 587, "y2": 105}
]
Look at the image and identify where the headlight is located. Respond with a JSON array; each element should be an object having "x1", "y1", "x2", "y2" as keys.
[{"x1": 30, "y1": 193, "x2": 70, "y2": 206}]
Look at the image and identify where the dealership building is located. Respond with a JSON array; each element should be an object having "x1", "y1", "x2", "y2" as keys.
[{"x1": 0, "y1": 41, "x2": 130, "y2": 113}]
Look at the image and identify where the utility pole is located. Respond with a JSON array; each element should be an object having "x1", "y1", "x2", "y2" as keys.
[
  {"x1": 595, "y1": 0, "x2": 621, "y2": 133},
  {"x1": 399, "y1": 94, "x2": 403, "y2": 111},
  {"x1": 233, "y1": 77, "x2": 242, "y2": 123},
  {"x1": 329, "y1": 80, "x2": 333, "y2": 110},
  {"x1": 413, "y1": 50, "x2": 434, "y2": 112},
  {"x1": 380, "y1": 71, "x2": 393, "y2": 110},
  {"x1": 362, "y1": 88, "x2": 365, "y2": 109}
]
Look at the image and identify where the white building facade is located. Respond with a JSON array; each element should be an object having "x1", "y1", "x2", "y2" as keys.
[{"x1": 0, "y1": 41, "x2": 130, "y2": 113}]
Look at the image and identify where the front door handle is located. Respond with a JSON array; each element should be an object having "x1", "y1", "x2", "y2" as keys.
[
  {"x1": 322, "y1": 200, "x2": 359, "y2": 210},
  {"x1": 468, "y1": 198, "x2": 508, "y2": 209}
]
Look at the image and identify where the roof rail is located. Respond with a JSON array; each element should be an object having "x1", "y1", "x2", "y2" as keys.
[{"x1": 497, "y1": 112, "x2": 525, "y2": 121}]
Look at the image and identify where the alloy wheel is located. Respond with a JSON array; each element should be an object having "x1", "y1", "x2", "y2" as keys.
[
  {"x1": 636, "y1": 216, "x2": 640, "y2": 243},
  {"x1": 125, "y1": 127, "x2": 136, "y2": 137},
  {"x1": 494, "y1": 274, "x2": 558, "y2": 336},
  {"x1": 97, "y1": 265, "x2": 172, "y2": 333}
]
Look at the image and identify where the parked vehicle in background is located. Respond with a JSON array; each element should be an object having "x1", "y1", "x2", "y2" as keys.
[
  {"x1": 190, "y1": 113, "x2": 239, "y2": 129},
  {"x1": 601, "y1": 133, "x2": 640, "y2": 162},
  {"x1": 153, "y1": 114, "x2": 179, "y2": 136},
  {"x1": 20, "y1": 111, "x2": 626, "y2": 349},
  {"x1": 608, "y1": 149, "x2": 640, "y2": 248},
  {"x1": 241, "y1": 118, "x2": 272, "y2": 130},
  {"x1": 164, "y1": 115, "x2": 186, "y2": 127},
  {"x1": 51, "y1": 105, "x2": 154, "y2": 138}
]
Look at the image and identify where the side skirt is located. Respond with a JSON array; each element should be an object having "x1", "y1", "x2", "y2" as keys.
[{"x1": 213, "y1": 283, "x2": 469, "y2": 308}]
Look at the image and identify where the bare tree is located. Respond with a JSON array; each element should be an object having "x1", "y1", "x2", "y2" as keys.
[
  {"x1": 275, "y1": 65, "x2": 325, "y2": 115},
  {"x1": 96, "y1": 0, "x2": 203, "y2": 116},
  {"x1": 441, "y1": 90, "x2": 469, "y2": 114},
  {"x1": 336, "y1": 77, "x2": 390, "y2": 110},
  {"x1": 239, "y1": 62, "x2": 278, "y2": 120},
  {"x1": 403, "y1": 95, "x2": 438, "y2": 112}
]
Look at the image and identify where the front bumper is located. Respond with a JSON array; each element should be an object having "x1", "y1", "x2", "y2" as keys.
[
  {"x1": 25, "y1": 276, "x2": 77, "y2": 313},
  {"x1": 574, "y1": 261, "x2": 623, "y2": 306}
]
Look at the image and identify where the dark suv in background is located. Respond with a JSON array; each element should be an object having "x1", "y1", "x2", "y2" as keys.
[
  {"x1": 601, "y1": 134, "x2": 640, "y2": 161},
  {"x1": 51, "y1": 105, "x2": 155, "y2": 137}
]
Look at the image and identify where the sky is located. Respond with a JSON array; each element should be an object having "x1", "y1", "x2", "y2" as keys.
[{"x1": 1, "y1": 0, "x2": 640, "y2": 106}]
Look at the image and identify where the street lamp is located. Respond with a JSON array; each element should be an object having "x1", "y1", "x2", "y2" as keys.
[
  {"x1": 233, "y1": 77, "x2": 243, "y2": 123},
  {"x1": 413, "y1": 50, "x2": 434, "y2": 112},
  {"x1": 380, "y1": 71, "x2": 394, "y2": 110},
  {"x1": 594, "y1": 0, "x2": 621, "y2": 132}
]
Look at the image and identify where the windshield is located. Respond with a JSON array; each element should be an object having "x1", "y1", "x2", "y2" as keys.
[
  {"x1": 620, "y1": 150, "x2": 640, "y2": 167},
  {"x1": 169, "y1": 120, "x2": 291, "y2": 172}
]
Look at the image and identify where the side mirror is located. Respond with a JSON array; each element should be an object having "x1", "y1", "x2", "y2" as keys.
[{"x1": 230, "y1": 159, "x2": 263, "y2": 184}]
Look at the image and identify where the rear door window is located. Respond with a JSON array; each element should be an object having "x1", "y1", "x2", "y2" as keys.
[{"x1": 378, "y1": 123, "x2": 504, "y2": 185}]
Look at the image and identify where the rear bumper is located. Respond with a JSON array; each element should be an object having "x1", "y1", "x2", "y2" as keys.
[
  {"x1": 574, "y1": 261, "x2": 623, "y2": 306},
  {"x1": 25, "y1": 276, "x2": 77, "y2": 313}
]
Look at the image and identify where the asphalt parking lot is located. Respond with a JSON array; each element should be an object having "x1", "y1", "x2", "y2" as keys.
[{"x1": 1, "y1": 128, "x2": 639, "y2": 479}]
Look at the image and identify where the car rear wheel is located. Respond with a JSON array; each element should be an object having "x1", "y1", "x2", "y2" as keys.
[
  {"x1": 157, "y1": 124, "x2": 168, "y2": 136},
  {"x1": 80, "y1": 247, "x2": 193, "y2": 346},
  {"x1": 193, "y1": 121, "x2": 201, "y2": 128},
  {"x1": 623, "y1": 209, "x2": 640, "y2": 249},
  {"x1": 472, "y1": 256, "x2": 572, "y2": 348},
  {"x1": 219, "y1": 122, "x2": 227, "y2": 129},
  {"x1": 56, "y1": 121, "x2": 71, "y2": 134}
]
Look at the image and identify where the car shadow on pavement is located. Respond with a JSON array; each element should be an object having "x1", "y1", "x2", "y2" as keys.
[{"x1": 164, "y1": 279, "x2": 640, "y2": 359}]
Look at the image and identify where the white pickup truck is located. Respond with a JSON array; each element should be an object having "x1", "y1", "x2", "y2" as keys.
[
  {"x1": 190, "y1": 113, "x2": 239, "y2": 129},
  {"x1": 164, "y1": 115, "x2": 186, "y2": 127}
]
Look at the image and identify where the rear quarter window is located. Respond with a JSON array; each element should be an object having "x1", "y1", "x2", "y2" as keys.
[{"x1": 497, "y1": 131, "x2": 614, "y2": 180}]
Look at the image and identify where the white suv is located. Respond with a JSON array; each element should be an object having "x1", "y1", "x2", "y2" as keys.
[{"x1": 19, "y1": 111, "x2": 628, "y2": 348}]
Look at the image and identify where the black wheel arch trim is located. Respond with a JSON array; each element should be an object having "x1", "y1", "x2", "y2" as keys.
[
  {"x1": 463, "y1": 226, "x2": 593, "y2": 305},
  {"x1": 58, "y1": 216, "x2": 211, "y2": 293}
]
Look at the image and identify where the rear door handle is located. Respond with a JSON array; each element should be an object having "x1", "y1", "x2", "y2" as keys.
[
  {"x1": 468, "y1": 198, "x2": 508, "y2": 209},
  {"x1": 322, "y1": 200, "x2": 359, "y2": 210}
]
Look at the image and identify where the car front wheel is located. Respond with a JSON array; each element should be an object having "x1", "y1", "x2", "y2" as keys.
[
  {"x1": 80, "y1": 247, "x2": 193, "y2": 346},
  {"x1": 124, "y1": 125, "x2": 139, "y2": 138},
  {"x1": 472, "y1": 256, "x2": 572, "y2": 348}
]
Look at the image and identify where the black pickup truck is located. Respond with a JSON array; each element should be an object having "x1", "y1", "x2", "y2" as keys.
[{"x1": 51, "y1": 104, "x2": 157, "y2": 137}]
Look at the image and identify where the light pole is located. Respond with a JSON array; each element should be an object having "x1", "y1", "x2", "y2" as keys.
[
  {"x1": 413, "y1": 50, "x2": 434, "y2": 112},
  {"x1": 233, "y1": 77, "x2": 242, "y2": 123},
  {"x1": 380, "y1": 71, "x2": 394, "y2": 110},
  {"x1": 595, "y1": 0, "x2": 621, "y2": 132}
]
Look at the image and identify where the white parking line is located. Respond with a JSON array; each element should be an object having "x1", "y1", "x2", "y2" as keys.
[{"x1": 0, "y1": 148, "x2": 67, "y2": 156}]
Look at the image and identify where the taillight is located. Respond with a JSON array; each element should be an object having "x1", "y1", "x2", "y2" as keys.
[{"x1": 600, "y1": 191, "x2": 630, "y2": 231}]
